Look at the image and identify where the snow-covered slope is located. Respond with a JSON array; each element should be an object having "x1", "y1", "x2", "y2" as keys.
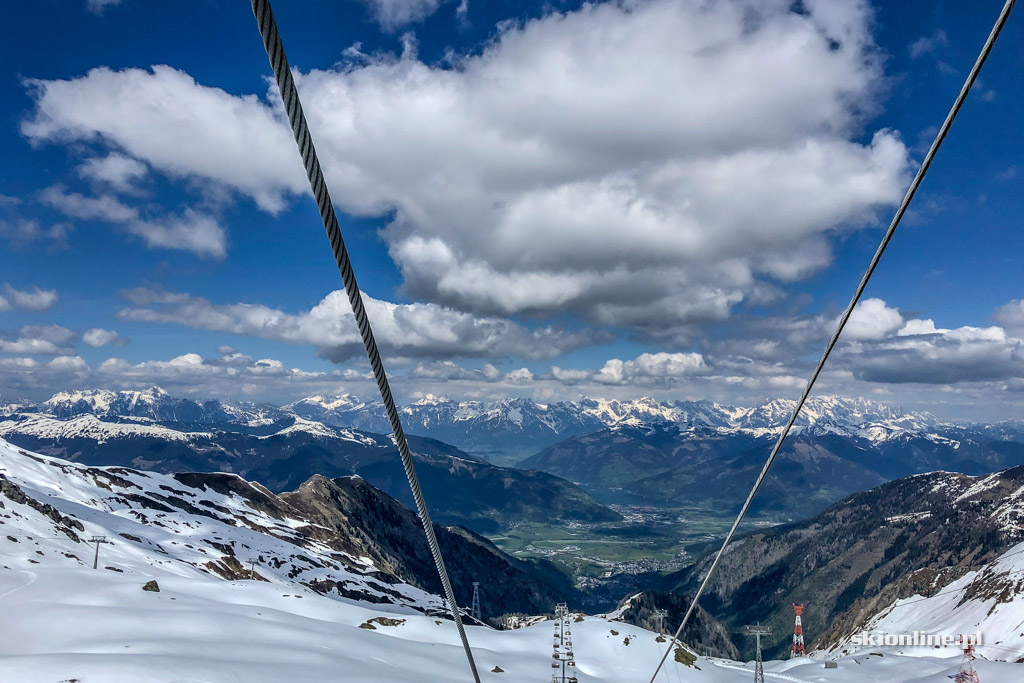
[
  {"x1": 0, "y1": 435, "x2": 600, "y2": 614},
  {"x1": 0, "y1": 410, "x2": 385, "y2": 448},
  {"x1": 0, "y1": 436, "x2": 437, "y2": 609},
  {"x1": 0, "y1": 412, "x2": 212, "y2": 444},
  {"x1": 3, "y1": 438, "x2": 1024, "y2": 681},
  {"x1": 828, "y1": 540, "x2": 1024, "y2": 663},
  {"x1": 41, "y1": 386, "x2": 286, "y2": 426}
]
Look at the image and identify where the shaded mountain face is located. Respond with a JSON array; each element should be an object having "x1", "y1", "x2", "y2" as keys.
[
  {"x1": 0, "y1": 413, "x2": 618, "y2": 533},
  {"x1": 281, "y1": 474, "x2": 579, "y2": 620},
  {"x1": 0, "y1": 437, "x2": 577, "y2": 622},
  {"x1": 612, "y1": 591, "x2": 740, "y2": 661},
  {"x1": 353, "y1": 451, "x2": 621, "y2": 533},
  {"x1": 520, "y1": 423, "x2": 767, "y2": 493},
  {"x1": 624, "y1": 430, "x2": 890, "y2": 517},
  {"x1": 662, "y1": 466, "x2": 1024, "y2": 659},
  {"x1": 520, "y1": 419, "x2": 1024, "y2": 518}
]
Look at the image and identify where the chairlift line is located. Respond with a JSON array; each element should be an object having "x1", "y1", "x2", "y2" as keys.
[
  {"x1": 647, "y1": 1, "x2": 1017, "y2": 681},
  {"x1": 246, "y1": 1, "x2": 481, "y2": 680}
]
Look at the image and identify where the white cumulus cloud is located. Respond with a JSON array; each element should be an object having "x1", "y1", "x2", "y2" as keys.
[
  {"x1": 0, "y1": 325, "x2": 77, "y2": 356},
  {"x1": 78, "y1": 153, "x2": 148, "y2": 193},
  {"x1": 117, "y1": 287, "x2": 605, "y2": 361},
  {"x1": 842, "y1": 298, "x2": 905, "y2": 341},
  {"x1": 82, "y1": 328, "x2": 128, "y2": 347},
  {"x1": 22, "y1": 0, "x2": 909, "y2": 333}
]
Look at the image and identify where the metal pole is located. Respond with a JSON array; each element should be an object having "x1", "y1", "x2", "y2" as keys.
[
  {"x1": 743, "y1": 624, "x2": 771, "y2": 683},
  {"x1": 561, "y1": 611, "x2": 565, "y2": 683},
  {"x1": 90, "y1": 536, "x2": 106, "y2": 569},
  {"x1": 654, "y1": 608, "x2": 668, "y2": 636}
]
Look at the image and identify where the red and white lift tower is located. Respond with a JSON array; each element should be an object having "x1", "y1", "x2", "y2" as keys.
[
  {"x1": 954, "y1": 634, "x2": 981, "y2": 683},
  {"x1": 791, "y1": 604, "x2": 806, "y2": 657}
]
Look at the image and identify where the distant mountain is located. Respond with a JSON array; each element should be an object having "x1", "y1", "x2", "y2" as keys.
[
  {"x1": 40, "y1": 387, "x2": 286, "y2": 425},
  {"x1": 0, "y1": 437, "x2": 577, "y2": 622},
  {"x1": 734, "y1": 395, "x2": 910, "y2": 431},
  {"x1": 12, "y1": 387, "x2": 949, "y2": 460},
  {"x1": 284, "y1": 392, "x2": 940, "y2": 459},
  {"x1": 0, "y1": 396, "x2": 33, "y2": 417},
  {"x1": 520, "y1": 422, "x2": 765, "y2": 492},
  {"x1": 661, "y1": 466, "x2": 1024, "y2": 659},
  {"x1": 0, "y1": 411, "x2": 618, "y2": 533},
  {"x1": 11, "y1": 387, "x2": 1023, "y2": 523},
  {"x1": 286, "y1": 394, "x2": 609, "y2": 456},
  {"x1": 519, "y1": 412, "x2": 1024, "y2": 517}
]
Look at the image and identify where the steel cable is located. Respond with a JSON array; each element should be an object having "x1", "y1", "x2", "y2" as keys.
[
  {"x1": 648, "y1": 1, "x2": 1017, "y2": 680},
  {"x1": 248, "y1": 2, "x2": 480, "y2": 680}
]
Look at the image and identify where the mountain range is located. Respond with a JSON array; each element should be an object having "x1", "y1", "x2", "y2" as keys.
[
  {"x1": 12, "y1": 387, "x2": 1024, "y2": 520},
  {"x1": 3, "y1": 387, "x2": 946, "y2": 459},
  {"x1": 5, "y1": 387, "x2": 1024, "y2": 523},
  {"x1": 0, "y1": 392, "x2": 620, "y2": 534}
]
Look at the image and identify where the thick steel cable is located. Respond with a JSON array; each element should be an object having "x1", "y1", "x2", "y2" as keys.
[
  {"x1": 648, "y1": 2, "x2": 1016, "y2": 680},
  {"x1": 248, "y1": 2, "x2": 481, "y2": 680}
]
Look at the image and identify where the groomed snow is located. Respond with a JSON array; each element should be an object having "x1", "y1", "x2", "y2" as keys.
[{"x1": 3, "y1": 565, "x2": 1021, "y2": 683}]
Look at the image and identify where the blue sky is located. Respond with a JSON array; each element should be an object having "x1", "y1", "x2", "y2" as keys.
[{"x1": 0, "y1": 0, "x2": 1022, "y2": 419}]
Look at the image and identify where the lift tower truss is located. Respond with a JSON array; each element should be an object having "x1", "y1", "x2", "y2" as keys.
[
  {"x1": 791, "y1": 604, "x2": 806, "y2": 657},
  {"x1": 954, "y1": 635, "x2": 981, "y2": 683},
  {"x1": 471, "y1": 582, "x2": 481, "y2": 622},
  {"x1": 743, "y1": 624, "x2": 772, "y2": 683}
]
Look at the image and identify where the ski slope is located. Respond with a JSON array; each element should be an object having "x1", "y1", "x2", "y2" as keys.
[{"x1": 3, "y1": 564, "x2": 1020, "y2": 683}]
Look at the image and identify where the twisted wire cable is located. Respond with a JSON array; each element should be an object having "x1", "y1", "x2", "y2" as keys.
[
  {"x1": 648, "y1": 1, "x2": 1017, "y2": 680},
  {"x1": 248, "y1": 2, "x2": 480, "y2": 680}
]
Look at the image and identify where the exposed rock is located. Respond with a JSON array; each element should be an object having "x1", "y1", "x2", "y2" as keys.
[
  {"x1": 0, "y1": 473, "x2": 84, "y2": 540},
  {"x1": 204, "y1": 556, "x2": 254, "y2": 581},
  {"x1": 142, "y1": 580, "x2": 160, "y2": 592},
  {"x1": 613, "y1": 591, "x2": 738, "y2": 660}
]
